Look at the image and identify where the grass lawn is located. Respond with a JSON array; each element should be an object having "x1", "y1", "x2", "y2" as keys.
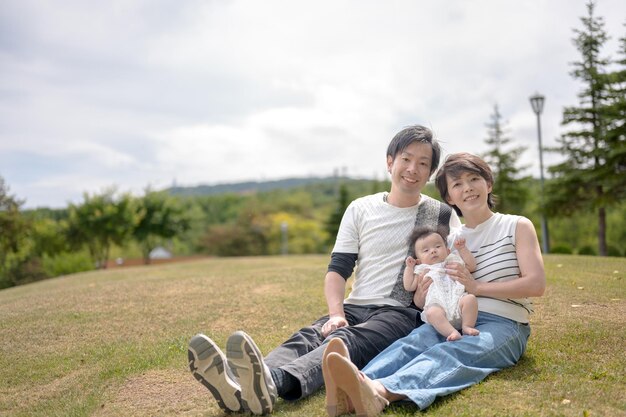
[{"x1": 0, "y1": 254, "x2": 624, "y2": 417}]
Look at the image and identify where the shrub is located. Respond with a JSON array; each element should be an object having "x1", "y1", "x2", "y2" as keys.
[
  {"x1": 42, "y1": 251, "x2": 94, "y2": 277},
  {"x1": 550, "y1": 244, "x2": 573, "y2": 254},
  {"x1": 3, "y1": 256, "x2": 49, "y2": 287},
  {"x1": 606, "y1": 245, "x2": 622, "y2": 257},
  {"x1": 578, "y1": 245, "x2": 597, "y2": 256}
]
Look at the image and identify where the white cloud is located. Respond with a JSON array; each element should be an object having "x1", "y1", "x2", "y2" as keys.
[{"x1": 1, "y1": 0, "x2": 624, "y2": 208}]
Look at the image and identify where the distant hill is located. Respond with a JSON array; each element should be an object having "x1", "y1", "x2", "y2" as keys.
[{"x1": 166, "y1": 176, "x2": 357, "y2": 197}]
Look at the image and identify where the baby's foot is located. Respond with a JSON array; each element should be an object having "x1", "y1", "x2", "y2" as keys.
[
  {"x1": 462, "y1": 326, "x2": 480, "y2": 336},
  {"x1": 446, "y1": 330, "x2": 462, "y2": 341}
]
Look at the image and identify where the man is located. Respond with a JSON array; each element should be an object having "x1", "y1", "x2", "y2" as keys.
[{"x1": 188, "y1": 125, "x2": 461, "y2": 415}]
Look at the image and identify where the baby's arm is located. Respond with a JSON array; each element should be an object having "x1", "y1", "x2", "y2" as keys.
[
  {"x1": 403, "y1": 256, "x2": 418, "y2": 291},
  {"x1": 454, "y1": 237, "x2": 477, "y2": 272}
]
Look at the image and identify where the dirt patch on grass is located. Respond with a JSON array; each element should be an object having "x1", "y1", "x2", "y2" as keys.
[{"x1": 93, "y1": 369, "x2": 224, "y2": 417}]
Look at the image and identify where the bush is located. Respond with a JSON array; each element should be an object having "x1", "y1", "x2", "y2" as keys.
[
  {"x1": 42, "y1": 251, "x2": 94, "y2": 277},
  {"x1": 606, "y1": 245, "x2": 622, "y2": 257},
  {"x1": 199, "y1": 224, "x2": 268, "y2": 256},
  {"x1": 2, "y1": 256, "x2": 49, "y2": 288},
  {"x1": 578, "y1": 245, "x2": 597, "y2": 256},
  {"x1": 550, "y1": 244, "x2": 573, "y2": 254}
]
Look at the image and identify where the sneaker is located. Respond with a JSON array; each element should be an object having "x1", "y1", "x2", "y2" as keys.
[
  {"x1": 188, "y1": 334, "x2": 244, "y2": 412},
  {"x1": 226, "y1": 331, "x2": 278, "y2": 415}
]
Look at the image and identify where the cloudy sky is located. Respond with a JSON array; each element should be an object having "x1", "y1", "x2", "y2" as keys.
[{"x1": 1, "y1": 0, "x2": 624, "y2": 209}]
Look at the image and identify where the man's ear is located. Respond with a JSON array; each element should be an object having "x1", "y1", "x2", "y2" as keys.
[{"x1": 386, "y1": 155, "x2": 393, "y2": 173}]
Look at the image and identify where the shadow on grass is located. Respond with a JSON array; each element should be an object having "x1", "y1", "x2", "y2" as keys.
[{"x1": 493, "y1": 353, "x2": 539, "y2": 381}]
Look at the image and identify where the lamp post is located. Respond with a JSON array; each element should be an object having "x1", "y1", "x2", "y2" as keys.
[
  {"x1": 280, "y1": 221, "x2": 288, "y2": 255},
  {"x1": 529, "y1": 93, "x2": 550, "y2": 254}
]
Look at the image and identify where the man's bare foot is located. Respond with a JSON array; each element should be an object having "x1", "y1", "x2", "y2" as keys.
[
  {"x1": 446, "y1": 330, "x2": 462, "y2": 341},
  {"x1": 462, "y1": 326, "x2": 480, "y2": 336}
]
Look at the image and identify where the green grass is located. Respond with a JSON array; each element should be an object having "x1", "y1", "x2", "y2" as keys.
[{"x1": 0, "y1": 254, "x2": 624, "y2": 417}]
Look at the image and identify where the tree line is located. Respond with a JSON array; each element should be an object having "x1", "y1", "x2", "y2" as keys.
[{"x1": 1, "y1": 0, "x2": 624, "y2": 288}]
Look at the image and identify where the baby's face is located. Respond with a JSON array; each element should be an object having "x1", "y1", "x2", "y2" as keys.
[{"x1": 414, "y1": 233, "x2": 449, "y2": 264}]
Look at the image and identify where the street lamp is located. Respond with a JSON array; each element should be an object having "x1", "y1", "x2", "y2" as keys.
[
  {"x1": 529, "y1": 93, "x2": 550, "y2": 254},
  {"x1": 280, "y1": 221, "x2": 288, "y2": 255}
]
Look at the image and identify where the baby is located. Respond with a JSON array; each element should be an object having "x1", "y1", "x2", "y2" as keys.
[{"x1": 403, "y1": 226, "x2": 479, "y2": 341}]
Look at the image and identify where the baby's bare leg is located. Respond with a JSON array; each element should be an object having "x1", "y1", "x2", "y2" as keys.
[
  {"x1": 459, "y1": 294, "x2": 480, "y2": 336},
  {"x1": 425, "y1": 306, "x2": 462, "y2": 341}
]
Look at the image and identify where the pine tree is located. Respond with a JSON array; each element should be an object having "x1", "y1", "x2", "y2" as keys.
[
  {"x1": 481, "y1": 104, "x2": 529, "y2": 214},
  {"x1": 325, "y1": 183, "x2": 350, "y2": 247},
  {"x1": 545, "y1": 1, "x2": 619, "y2": 256},
  {"x1": 602, "y1": 25, "x2": 626, "y2": 201}
]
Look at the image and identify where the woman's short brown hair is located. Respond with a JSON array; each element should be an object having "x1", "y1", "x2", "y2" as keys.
[{"x1": 435, "y1": 152, "x2": 496, "y2": 216}]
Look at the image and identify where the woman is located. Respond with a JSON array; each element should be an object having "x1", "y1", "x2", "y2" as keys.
[{"x1": 322, "y1": 152, "x2": 546, "y2": 416}]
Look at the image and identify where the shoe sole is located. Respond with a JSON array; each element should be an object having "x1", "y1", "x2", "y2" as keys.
[
  {"x1": 227, "y1": 331, "x2": 275, "y2": 415},
  {"x1": 327, "y1": 353, "x2": 386, "y2": 417},
  {"x1": 323, "y1": 338, "x2": 351, "y2": 417},
  {"x1": 188, "y1": 334, "x2": 243, "y2": 413}
]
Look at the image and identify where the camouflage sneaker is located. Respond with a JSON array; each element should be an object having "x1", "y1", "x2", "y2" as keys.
[
  {"x1": 188, "y1": 334, "x2": 244, "y2": 412},
  {"x1": 226, "y1": 331, "x2": 278, "y2": 415}
]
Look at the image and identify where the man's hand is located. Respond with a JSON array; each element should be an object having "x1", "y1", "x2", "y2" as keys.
[{"x1": 321, "y1": 315, "x2": 348, "y2": 338}]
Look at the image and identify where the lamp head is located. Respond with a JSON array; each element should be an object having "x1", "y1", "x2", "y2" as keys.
[{"x1": 529, "y1": 93, "x2": 545, "y2": 115}]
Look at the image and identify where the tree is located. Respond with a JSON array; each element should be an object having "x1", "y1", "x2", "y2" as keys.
[
  {"x1": 133, "y1": 190, "x2": 190, "y2": 264},
  {"x1": 0, "y1": 176, "x2": 26, "y2": 262},
  {"x1": 602, "y1": 25, "x2": 626, "y2": 201},
  {"x1": 0, "y1": 176, "x2": 30, "y2": 287},
  {"x1": 66, "y1": 188, "x2": 136, "y2": 268},
  {"x1": 545, "y1": 1, "x2": 621, "y2": 256},
  {"x1": 481, "y1": 104, "x2": 530, "y2": 214},
  {"x1": 325, "y1": 183, "x2": 350, "y2": 247}
]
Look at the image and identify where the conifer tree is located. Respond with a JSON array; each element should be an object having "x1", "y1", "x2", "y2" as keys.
[
  {"x1": 546, "y1": 1, "x2": 621, "y2": 256},
  {"x1": 325, "y1": 183, "x2": 349, "y2": 247},
  {"x1": 602, "y1": 25, "x2": 626, "y2": 200},
  {"x1": 482, "y1": 104, "x2": 529, "y2": 214}
]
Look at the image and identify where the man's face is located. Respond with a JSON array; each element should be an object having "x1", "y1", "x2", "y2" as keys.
[{"x1": 387, "y1": 142, "x2": 433, "y2": 197}]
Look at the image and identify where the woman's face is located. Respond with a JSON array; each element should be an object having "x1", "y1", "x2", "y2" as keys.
[{"x1": 445, "y1": 171, "x2": 492, "y2": 215}]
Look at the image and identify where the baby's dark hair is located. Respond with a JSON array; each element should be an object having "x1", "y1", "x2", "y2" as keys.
[{"x1": 407, "y1": 226, "x2": 448, "y2": 258}]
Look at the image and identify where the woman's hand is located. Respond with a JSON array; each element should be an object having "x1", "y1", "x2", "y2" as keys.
[{"x1": 446, "y1": 262, "x2": 477, "y2": 294}]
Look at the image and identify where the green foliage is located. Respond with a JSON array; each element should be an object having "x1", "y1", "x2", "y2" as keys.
[
  {"x1": 325, "y1": 183, "x2": 350, "y2": 246},
  {"x1": 606, "y1": 245, "x2": 622, "y2": 257},
  {"x1": 133, "y1": 190, "x2": 190, "y2": 264},
  {"x1": 66, "y1": 188, "x2": 137, "y2": 269},
  {"x1": 268, "y1": 212, "x2": 328, "y2": 255},
  {"x1": 0, "y1": 176, "x2": 34, "y2": 288},
  {"x1": 578, "y1": 245, "x2": 597, "y2": 255},
  {"x1": 30, "y1": 217, "x2": 69, "y2": 257},
  {"x1": 41, "y1": 251, "x2": 94, "y2": 277},
  {"x1": 200, "y1": 223, "x2": 268, "y2": 256},
  {"x1": 0, "y1": 177, "x2": 28, "y2": 264},
  {"x1": 481, "y1": 104, "x2": 530, "y2": 214},
  {"x1": 546, "y1": 1, "x2": 625, "y2": 255},
  {"x1": 550, "y1": 244, "x2": 573, "y2": 254}
]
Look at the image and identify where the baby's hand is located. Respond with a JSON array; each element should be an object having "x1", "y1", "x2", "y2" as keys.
[
  {"x1": 454, "y1": 237, "x2": 466, "y2": 250},
  {"x1": 405, "y1": 256, "x2": 417, "y2": 268}
]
